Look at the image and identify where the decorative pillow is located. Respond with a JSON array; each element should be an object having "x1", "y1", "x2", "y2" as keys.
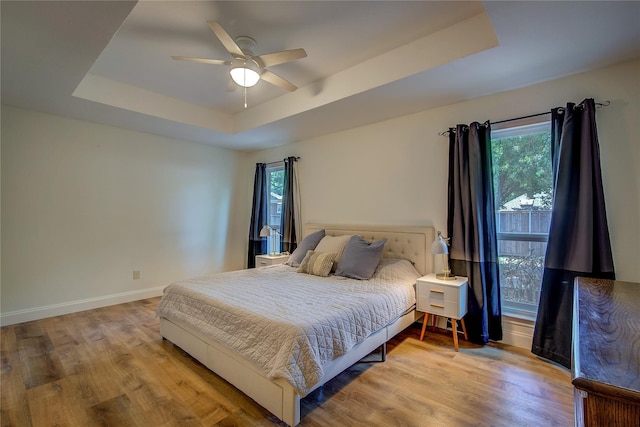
[
  {"x1": 314, "y1": 234, "x2": 353, "y2": 269},
  {"x1": 297, "y1": 250, "x2": 336, "y2": 277},
  {"x1": 336, "y1": 236, "x2": 387, "y2": 280},
  {"x1": 371, "y1": 258, "x2": 421, "y2": 282},
  {"x1": 286, "y1": 229, "x2": 325, "y2": 267}
]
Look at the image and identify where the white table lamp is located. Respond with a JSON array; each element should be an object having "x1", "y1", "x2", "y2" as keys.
[
  {"x1": 259, "y1": 224, "x2": 281, "y2": 256},
  {"x1": 431, "y1": 231, "x2": 456, "y2": 280}
]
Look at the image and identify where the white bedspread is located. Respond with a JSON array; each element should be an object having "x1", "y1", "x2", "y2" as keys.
[{"x1": 156, "y1": 259, "x2": 419, "y2": 396}]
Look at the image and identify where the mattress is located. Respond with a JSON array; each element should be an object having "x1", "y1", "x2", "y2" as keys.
[{"x1": 156, "y1": 259, "x2": 420, "y2": 396}]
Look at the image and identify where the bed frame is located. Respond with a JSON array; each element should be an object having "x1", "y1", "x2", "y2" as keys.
[{"x1": 159, "y1": 224, "x2": 434, "y2": 426}]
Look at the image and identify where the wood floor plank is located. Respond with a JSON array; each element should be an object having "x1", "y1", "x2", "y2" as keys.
[
  {"x1": 310, "y1": 356, "x2": 486, "y2": 426},
  {"x1": 15, "y1": 322, "x2": 66, "y2": 390},
  {"x1": 213, "y1": 407, "x2": 279, "y2": 427},
  {"x1": 26, "y1": 377, "x2": 93, "y2": 426},
  {"x1": 41, "y1": 314, "x2": 82, "y2": 349},
  {"x1": 1, "y1": 326, "x2": 32, "y2": 427},
  {"x1": 0, "y1": 298, "x2": 574, "y2": 426},
  {"x1": 160, "y1": 342, "x2": 278, "y2": 423},
  {"x1": 147, "y1": 346, "x2": 237, "y2": 423},
  {"x1": 89, "y1": 393, "x2": 135, "y2": 426},
  {"x1": 383, "y1": 331, "x2": 571, "y2": 426}
]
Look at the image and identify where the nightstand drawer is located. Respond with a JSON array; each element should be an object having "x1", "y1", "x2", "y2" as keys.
[
  {"x1": 256, "y1": 257, "x2": 272, "y2": 267},
  {"x1": 417, "y1": 282, "x2": 460, "y2": 303},
  {"x1": 417, "y1": 299, "x2": 462, "y2": 318},
  {"x1": 255, "y1": 254, "x2": 289, "y2": 267}
]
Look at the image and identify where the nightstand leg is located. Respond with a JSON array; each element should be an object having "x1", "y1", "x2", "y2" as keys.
[
  {"x1": 432, "y1": 315, "x2": 438, "y2": 331},
  {"x1": 420, "y1": 313, "x2": 429, "y2": 341},
  {"x1": 452, "y1": 318, "x2": 459, "y2": 352},
  {"x1": 460, "y1": 318, "x2": 468, "y2": 341}
]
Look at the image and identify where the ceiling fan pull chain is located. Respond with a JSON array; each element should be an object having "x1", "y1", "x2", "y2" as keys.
[{"x1": 243, "y1": 68, "x2": 248, "y2": 108}]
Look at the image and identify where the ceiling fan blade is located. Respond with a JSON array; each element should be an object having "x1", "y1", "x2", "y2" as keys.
[
  {"x1": 254, "y1": 48, "x2": 307, "y2": 68},
  {"x1": 171, "y1": 56, "x2": 231, "y2": 65},
  {"x1": 207, "y1": 21, "x2": 244, "y2": 59},
  {"x1": 261, "y1": 70, "x2": 298, "y2": 92}
]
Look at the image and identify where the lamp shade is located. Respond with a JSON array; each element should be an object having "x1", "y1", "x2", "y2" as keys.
[
  {"x1": 431, "y1": 231, "x2": 449, "y2": 255},
  {"x1": 230, "y1": 59, "x2": 260, "y2": 87},
  {"x1": 259, "y1": 224, "x2": 271, "y2": 237}
]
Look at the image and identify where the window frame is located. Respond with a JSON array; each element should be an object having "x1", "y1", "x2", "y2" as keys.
[
  {"x1": 265, "y1": 163, "x2": 284, "y2": 254},
  {"x1": 491, "y1": 116, "x2": 552, "y2": 321}
]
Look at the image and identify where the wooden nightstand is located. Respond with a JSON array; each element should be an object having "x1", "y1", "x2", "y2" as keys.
[
  {"x1": 255, "y1": 254, "x2": 289, "y2": 267},
  {"x1": 416, "y1": 273, "x2": 469, "y2": 351}
]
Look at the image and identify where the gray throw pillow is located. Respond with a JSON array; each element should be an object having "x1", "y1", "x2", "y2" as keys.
[
  {"x1": 286, "y1": 229, "x2": 325, "y2": 267},
  {"x1": 297, "y1": 250, "x2": 336, "y2": 277},
  {"x1": 336, "y1": 235, "x2": 387, "y2": 280}
]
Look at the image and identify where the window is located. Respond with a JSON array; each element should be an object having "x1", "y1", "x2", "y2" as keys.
[
  {"x1": 266, "y1": 164, "x2": 284, "y2": 254},
  {"x1": 491, "y1": 120, "x2": 552, "y2": 319}
]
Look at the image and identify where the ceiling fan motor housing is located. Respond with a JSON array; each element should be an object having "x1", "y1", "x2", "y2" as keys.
[{"x1": 235, "y1": 36, "x2": 257, "y2": 57}]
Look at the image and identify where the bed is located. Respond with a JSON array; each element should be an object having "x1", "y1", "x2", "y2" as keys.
[{"x1": 157, "y1": 223, "x2": 434, "y2": 426}]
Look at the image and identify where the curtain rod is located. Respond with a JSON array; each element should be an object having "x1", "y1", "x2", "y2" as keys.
[
  {"x1": 264, "y1": 156, "x2": 300, "y2": 166},
  {"x1": 438, "y1": 100, "x2": 610, "y2": 136}
]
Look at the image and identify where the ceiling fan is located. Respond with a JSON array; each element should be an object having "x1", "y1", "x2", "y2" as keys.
[{"x1": 172, "y1": 21, "x2": 307, "y2": 92}]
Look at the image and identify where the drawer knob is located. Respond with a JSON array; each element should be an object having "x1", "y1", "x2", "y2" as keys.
[
  {"x1": 430, "y1": 303, "x2": 445, "y2": 309},
  {"x1": 430, "y1": 289, "x2": 445, "y2": 294}
]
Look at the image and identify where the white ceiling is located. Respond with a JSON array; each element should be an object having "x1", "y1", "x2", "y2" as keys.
[{"x1": 2, "y1": 1, "x2": 639, "y2": 151}]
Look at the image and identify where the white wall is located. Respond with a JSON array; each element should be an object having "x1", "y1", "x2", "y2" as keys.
[
  {"x1": 1, "y1": 106, "x2": 249, "y2": 324},
  {"x1": 2, "y1": 58, "x2": 637, "y2": 335},
  {"x1": 250, "y1": 59, "x2": 640, "y2": 347}
]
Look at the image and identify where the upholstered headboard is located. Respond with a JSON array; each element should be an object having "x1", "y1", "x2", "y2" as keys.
[{"x1": 304, "y1": 223, "x2": 434, "y2": 276}]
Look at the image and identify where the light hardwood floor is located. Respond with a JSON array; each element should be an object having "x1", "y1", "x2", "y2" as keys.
[{"x1": 1, "y1": 298, "x2": 574, "y2": 426}]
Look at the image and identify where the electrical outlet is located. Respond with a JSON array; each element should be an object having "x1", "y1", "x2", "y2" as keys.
[{"x1": 133, "y1": 270, "x2": 141, "y2": 280}]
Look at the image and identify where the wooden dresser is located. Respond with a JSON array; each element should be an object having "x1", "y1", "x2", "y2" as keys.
[{"x1": 572, "y1": 277, "x2": 640, "y2": 427}]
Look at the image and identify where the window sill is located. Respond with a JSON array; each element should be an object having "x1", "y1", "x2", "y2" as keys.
[{"x1": 502, "y1": 308, "x2": 537, "y2": 323}]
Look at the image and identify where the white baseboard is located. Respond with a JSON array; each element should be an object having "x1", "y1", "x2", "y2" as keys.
[
  {"x1": 432, "y1": 315, "x2": 534, "y2": 350},
  {"x1": 501, "y1": 315, "x2": 535, "y2": 349},
  {"x1": 1, "y1": 286, "x2": 165, "y2": 326}
]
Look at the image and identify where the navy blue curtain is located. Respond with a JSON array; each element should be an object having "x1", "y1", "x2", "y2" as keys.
[
  {"x1": 532, "y1": 99, "x2": 615, "y2": 367},
  {"x1": 247, "y1": 163, "x2": 267, "y2": 268},
  {"x1": 447, "y1": 122, "x2": 503, "y2": 344},
  {"x1": 279, "y1": 157, "x2": 298, "y2": 254}
]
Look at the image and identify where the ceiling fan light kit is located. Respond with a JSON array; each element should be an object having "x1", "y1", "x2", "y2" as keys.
[
  {"x1": 230, "y1": 58, "x2": 261, "y2": 87},
  {"x1": 172, "y1": 21, "x2": 307, "y2": 106}
]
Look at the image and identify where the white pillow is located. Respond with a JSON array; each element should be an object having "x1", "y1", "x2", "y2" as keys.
[
  {"x1": 371, "y1": 258, "x2": 421, "y2": 282},
  {"x1": 314, "y1": 234, "x2": 354, "y2": 264},
  {"x1": 314, "y1": 234, "x2": 355, "y2": 271}
]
